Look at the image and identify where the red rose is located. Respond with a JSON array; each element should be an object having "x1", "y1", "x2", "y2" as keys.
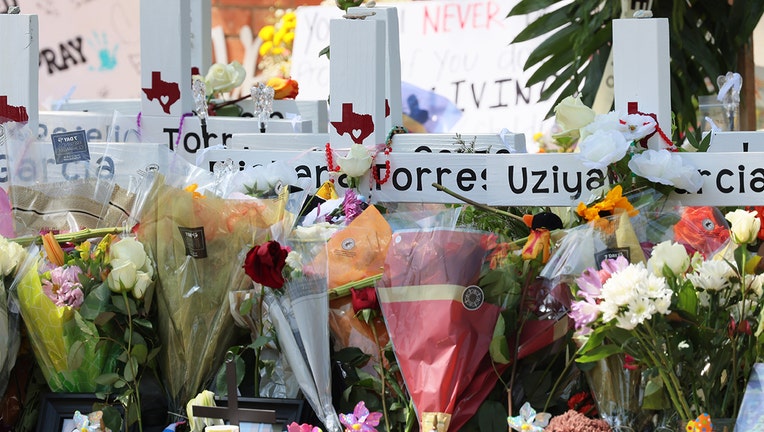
[
  {"x1": 243, "y1": 240, "x2": 290, "y2": 289},
  {"x1": 350, "y1": 287, "x2": 379, "y2": 313}
]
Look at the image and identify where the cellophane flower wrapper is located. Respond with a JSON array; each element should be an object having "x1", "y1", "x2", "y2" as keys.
[
  {"x1": 136, "y1": 156, "x2": 290, "y2": 414},
  {"x1": 263, "y1": 236, "x2": 340, "y2": 432},
  {"x1": 0, "y1": 277, "x2": 20, "y2": 398},
  {"x1": 229, "y1": 287, "x2": 299, "y2": 398},
  {"x1": 377, "y1": 228, "x2": 503, "y2": 432},
  {"x1": 14, "y1": 248, "x2": 121, "y2": 392},
  {"x1": 3, "y1": 121, "x2": 167, "y2": 236},
  {"x1": 541, "y1": 210, "x2": 649, "y2": 430}
]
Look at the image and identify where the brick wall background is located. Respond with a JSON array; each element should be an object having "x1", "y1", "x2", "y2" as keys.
[{"x1": 211, "y1": 0, "x2": 325, "y2": 65}]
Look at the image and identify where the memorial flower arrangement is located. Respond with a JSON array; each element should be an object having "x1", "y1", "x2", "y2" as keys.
[
  {"x1": 15, "y1": 229, "x2": 159, "y2": 431},
  {"x1": 0, "y1": 235, "x2": 25, "y2": 399},
  {"x1": 569, "y1": 208, "x2": 764, "y2": 422},
  {"x1": 552, "y1": 95, "x2": 703, "y2": 196}
]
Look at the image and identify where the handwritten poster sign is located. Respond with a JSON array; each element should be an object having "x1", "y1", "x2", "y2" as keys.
[
  {"x1": 291, "y1": 0, "x2": 556, "y2": 142},
  {"x1": 13, "y1": 0, "x2": 141, "y2": 108}
]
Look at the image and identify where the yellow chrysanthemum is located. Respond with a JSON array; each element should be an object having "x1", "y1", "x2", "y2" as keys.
[
  {"x1": 258, "y1": 25, "x2": 276, "y2": 42},
  {"x1": 259, "y1": 40, "x2": 274, "y2": 57}
]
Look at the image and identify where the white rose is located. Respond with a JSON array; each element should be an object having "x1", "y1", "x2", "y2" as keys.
[
  {"x1": 110, "y1": 237, "x2": 149, "y2": 268},
  {"x1": 0, "y1": 237, "x2": 25, "y2": 277},
  {"x1": 628, "y1": 149, "x2": 703, "y2": 193},
  {"x1": 648, "y1": 240, "x2": 690, "y2": 276},
  {"x1": 133, "y1": 272, "x2": 152, "y2": 299},
  {"x1": 205, "y1": 61, "x2": 246, "y2": 95},
  {"x1": 337, "y1": 144, "x2": 372, "y2": 178},
  {"x1": 554, "y1": 95, "x2": 595, "y2": 132},
  {"x1": 108, "y1": 257, "x2": 138, "y2": 292},
  {"x1": 725, "y1": 209, "x2": 761, "y2": 245},
  {"x1": 576, "y1": 129, "x2": 630, "y2": 169}
]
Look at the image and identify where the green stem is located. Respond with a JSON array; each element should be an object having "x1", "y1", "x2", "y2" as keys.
[
  {"x1": 122, "y1": 290, "x2": 143, "y2": 432},
  {"x1": 254, "y1": 289, "x2": 265, "y2": 398},
  {"x1": 543, "y1": 345, "x2": 577, "y2": 413},
  {"x1": 641, "y1": 324, "x2": 692, "y2": 419},
  {"x1": 328, "y1": 274, "x2": 382, "y2": 299},
  {"x1": 11, "y1": 227, "x2": 127, "y2": 247},
  {"x1": 369, "y1": 316, "x2": 391, "y2": 432},
  {"x1": 431, "y1": 183, "x2": 526, "y2": 224}
]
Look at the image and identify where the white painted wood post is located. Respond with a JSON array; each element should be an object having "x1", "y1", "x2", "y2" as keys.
[
  {"x1": 0, "y1": 13, "x2": 39, "y2": 133},
  {"x1": 190, "y1": 0, "x2": 212, "y2": 76},
  {"x1": 612, "y1": 17, "x2": 671, "y2": 149},
  {"x1": 346, "y1": 6, "x2": 403, "y2": 132},
  {"x1": 140, "y1": 0, "x2": 193, "y2": 116},
  {"x1": 329, "y1": 17, "x2": 386, "y2": 148}
]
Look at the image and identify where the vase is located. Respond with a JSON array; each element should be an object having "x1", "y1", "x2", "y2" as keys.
[
  {"x1": 584, "y1": 354, "x2": 641, "y2": 430},
  {"x1": 679, "y1": 417, "x2": 735, "y2": 432}
]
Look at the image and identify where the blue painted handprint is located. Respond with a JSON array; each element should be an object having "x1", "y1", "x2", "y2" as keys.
[{"x1": 88, "y1": 32, "x2": 118, "y2": 71}]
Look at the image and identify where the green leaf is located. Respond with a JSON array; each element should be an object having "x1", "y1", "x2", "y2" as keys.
[
  {"x1": 93, "y1": 311, "x2": 116, "y2": 327},
  {"x1": 100, "y1": 405, "x2": 123, "y2": 432},
  {"x1": 511, "y1": 4, "x2": 574, "y2": 43},
  {"x1": 80, "y1": 283, "x2": 112, "y2": 320},
  {"x1": 677, "y1": 284, "x2": 698, "y2": 316},
  {"x1": 576, "y1": 344, "x2": 623, "y2": 363},
  {"x1": 67, "y1": 341, "x2": 85, "y2": 370},
  {"x1": 74, "y1": 312, "x2": 96, "y2": 337},
  {"x1": 133, "y1": 318, "x2": 154, "y2": 330},
  {"x1": 641, "y1": 375, "x2": 669, "y2": 410},
  {"x1": 239, "y1": 297, "x2": 254, "y2": 316},
  {"x1": 507, "y1": 0, "x2": 564, "y2": 16},
  {"x1": 131, "y1": 343, "x2": 149, "y2": 365},
  {"x1": 334, "y1": 347, "x2": 371, "y2": 367},
  {"x1": 95, "y1": 372, "x2": 121, "y2": 386},
  {"x1": 123, "y1": 357, "x2": 138, "y2": 382},
  {"x1": 477, "y1": 400, "x2": 507, "y2": 431},
  {"x1": 523, "y1": 24, "x2": 578, "y2": 70},
  {"x1": 489, "y1": 315, "x2": 511, "y2": 364},
  {"x1": 250, "y1": 335, "x2": 271, "y2": 350}
]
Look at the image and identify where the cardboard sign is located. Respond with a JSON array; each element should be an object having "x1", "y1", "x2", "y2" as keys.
[
  {"x1": 291, "y1": 1, "x2": 556, "y2": 140},
  {"x1": 15, "y1": 0, "x2": 139, "y2": 107}
]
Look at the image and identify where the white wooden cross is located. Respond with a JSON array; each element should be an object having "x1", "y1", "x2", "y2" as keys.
[
  {"x1": 0, "y1": 13, "x2": 39, "y2": 133},
  {"x1": 612, "y1": 16, "x2": 671, "y2": 150}
]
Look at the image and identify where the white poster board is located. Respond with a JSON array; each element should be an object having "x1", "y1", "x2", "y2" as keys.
[
  {"x1": 15, "y1": 0, "x2": 141, "y2": 108},
  {"x1": 291, "y1": 0, "x2": 556, "y2": 143}
]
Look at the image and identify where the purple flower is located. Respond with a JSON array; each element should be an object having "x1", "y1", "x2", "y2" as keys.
[
  {"x1": 42, "y1": 265, "x2": 85, "y2": 308},
  {"x1": 342, "y1": 189, "x2": 365, "y2": 223},
  {"x1": 339, "y1": 401, "x2": 382, "y2": 432}
]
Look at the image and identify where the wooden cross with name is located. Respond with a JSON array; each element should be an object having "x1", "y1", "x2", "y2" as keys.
[{"x1": 191, "y1": 358, "x2": 277, "y2": 426}]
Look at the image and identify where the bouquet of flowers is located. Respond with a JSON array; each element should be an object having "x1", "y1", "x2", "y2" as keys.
[
  {"x1": 550, "y1": 95, "x2": 703, "y2": 196},
  {"x1": 570, "y1": 208, "x2": 763, "y2": 422},
  {"x1": 377, "y1": 228, "x2": 507, "y2": 431},
  {"x1": 136, "y1": 158, "x2": 293, "y2": 416},
  {"x1": 15, "y1": 229, "x2": 158, "y2": 430},
  {"x1": 0, "y1": 235, "x2": 25, "y2": 399}
]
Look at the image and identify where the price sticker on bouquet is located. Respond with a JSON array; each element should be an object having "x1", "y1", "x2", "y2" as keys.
[
  {"x1": 50, "y1": 130, "x2": 90, "y2": 164},
  {"x1": 178, "y1": 226, "x2": 208, "y2": 258}
]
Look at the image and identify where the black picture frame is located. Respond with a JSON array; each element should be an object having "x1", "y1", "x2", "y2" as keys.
[
  {"x1": 36, "y1": 393, "x2": 123, "y2": 432},
  {"x1": 215, "y1": 397, "x2": 305, "y2": 431}
]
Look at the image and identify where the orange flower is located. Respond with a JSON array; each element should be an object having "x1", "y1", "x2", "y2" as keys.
[
  {"x1": 266, "y1": 77, "x2": 299, "y2": 99},
  {"x1": 42, "y1": 232, "x2": 66, "y2": 267},
  {"x1": 576, "y1": 185, "x2": 638, "y2": 222},
  {"x1": 184, "y1": 184, "x2": 205, "y2": 199}
]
